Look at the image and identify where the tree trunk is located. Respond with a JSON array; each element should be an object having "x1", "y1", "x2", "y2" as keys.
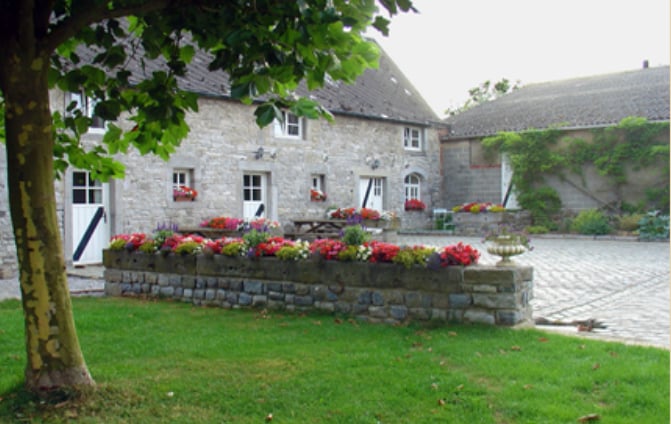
[{"x1": 1, "y1": 46, "x2": 94, "y2": 393}]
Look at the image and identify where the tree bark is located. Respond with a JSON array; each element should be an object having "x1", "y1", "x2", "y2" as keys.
[{"x1": 2, "y1": 45, "x2": 94, "y2": 393}]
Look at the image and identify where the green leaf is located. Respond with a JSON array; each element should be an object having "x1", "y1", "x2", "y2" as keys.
[{"x1": 254, "y1": 103, "x2": 281, "y2": 127}]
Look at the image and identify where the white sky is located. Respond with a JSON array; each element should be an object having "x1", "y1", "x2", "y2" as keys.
[{"x1": 369, "y1": 0, "x2": 670, "y2": 118}]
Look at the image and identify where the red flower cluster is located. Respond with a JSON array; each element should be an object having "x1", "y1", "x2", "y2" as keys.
[
  {"x1": 204, "y1": 237, "x2": 241, "y2": 254},
  {"x1": 162, "y1": 234, "x2": 205, "y2": 251},
  {"x1": 310, "y1": 239, "x2": 346, "y2": 260},
  {"x1": 110, "y1": 233, "x2": 147, "y2": 249},
  {"x1": 367, "y1": 241, "x2": 400, "y2": 263},
  {"x1": 255, "y1": 237, "x2": 294, "y2": 257},
  {"x1": 329, "y1": 207, "x2": 357, "y2": 219},
  {"x1": 173, "y1": 185, "x2": 198, "y2": 200},
  {"x1": 439, "y1": 242, "x2": 480, "y2": 266},
  {"x1": 359, "y1": 208, "x2": 380, "y2": 220},
  {"x1": 310, "y1": 188, "x2": 327, "y2": 201},
  {"x1": 404, "y1": 198, "x2": 426, "y2": 211},
  {"x1": 329, "y1": 207, "x2": 380, "y2": 220},
  {"x1": 202, "y1": 216, "x2": 244, "y2": 230}
]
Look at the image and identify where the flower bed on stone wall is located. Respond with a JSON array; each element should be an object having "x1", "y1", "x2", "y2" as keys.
[{"x1": 108, "y1": 230, "x2": 480, "y2": 268}]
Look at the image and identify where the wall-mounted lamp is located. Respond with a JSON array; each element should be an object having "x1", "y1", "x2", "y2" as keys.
[
  {"x1": 254, "y1": 147, "x2": 264, "y2": 160},
  {"x1": 371, "y1": 159, "x2": 380, "y2": 170}
]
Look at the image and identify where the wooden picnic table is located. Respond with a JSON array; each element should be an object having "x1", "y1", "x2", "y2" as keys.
[{"x1": 285, "y1": 218, "x2": 348, "y2": 240}]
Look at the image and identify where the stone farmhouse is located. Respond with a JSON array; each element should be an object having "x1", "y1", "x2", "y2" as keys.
[
  {"x1": 440, "y1": 65, "x2": 670, "y2": 212},
  {"x1": 0, "y1": 43, "x2": 443, "y2": 275}
]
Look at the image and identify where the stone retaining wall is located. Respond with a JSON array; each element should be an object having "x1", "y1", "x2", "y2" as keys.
[{"x1": 103, "y1": 250, "x2": 533, "y2": 326}]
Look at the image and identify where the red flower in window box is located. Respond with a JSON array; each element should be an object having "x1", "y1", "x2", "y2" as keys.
[
  {"x1": 173, "y1": 185, "x2": 198, "y2": 201},
  {"x1": 310, "y1": 188, "x2": 327, "y2": 201},
  {"x1": 404, "y1": 198, "x2": 426, "y2": 211}
]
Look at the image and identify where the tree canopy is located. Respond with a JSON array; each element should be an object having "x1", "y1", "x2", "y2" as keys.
[{"x1": 0, "y1": 0, "x2": 415, "y2": 394}]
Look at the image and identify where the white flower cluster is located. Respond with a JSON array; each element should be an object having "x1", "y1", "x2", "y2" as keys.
[
  {"x1": 293, "y1": 240, "x2": 312, "y2": 260},
  {"x1": 355, "y1": 245, "x2": 373, "y2": 261}
]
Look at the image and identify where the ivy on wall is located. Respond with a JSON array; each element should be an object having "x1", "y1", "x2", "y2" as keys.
[{"x1": 482, "y1": 117, "x2": 669, "y2": 226}]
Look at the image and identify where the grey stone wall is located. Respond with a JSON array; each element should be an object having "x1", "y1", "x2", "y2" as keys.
[
  {"x1": 107, "y1": 97, "x2": 443, "y2": 234},
  {"x1": 103, "y1": 250, "x2": 534, "y2": 326},
  {"x1": 441, "y1": 140, "x2": 502, "y2": 207}
]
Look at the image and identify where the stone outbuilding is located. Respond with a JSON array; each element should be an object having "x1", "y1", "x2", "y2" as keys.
[{"x1": 440, "y1": 65, "x2": 670, "y2": 212}]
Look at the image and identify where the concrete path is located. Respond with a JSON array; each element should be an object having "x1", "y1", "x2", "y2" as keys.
[{"x1": 1, "y1": 235, "x2": 668, "y2": 349}]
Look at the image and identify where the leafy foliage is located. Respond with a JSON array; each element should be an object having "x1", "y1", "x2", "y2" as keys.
[
  {"x1": 483, "y1": 118, "x2": 670, "y2": 222},
  {"x1": 445, "y1": 78, "x2": 520, "y2": 117},
  {"x1": 341, "y1": 225, "x2": 370, "y2": 246},
  {"x1": 638, "y1": 212, "x2": 670, "y2": 240},
  {"x1": 570, "y1": 209, "x2": 612, "y2": 235}
]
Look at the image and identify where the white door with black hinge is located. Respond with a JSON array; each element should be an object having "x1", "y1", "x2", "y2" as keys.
[
  {"x1": 71, "y1": 171, "x2": 109, "y2": 265},
  {"x1": 359, "y1": 177, "x2": 384, "y2": 211},
  {"x1": 243, "y1": 173, "x2": 266, "y2": 220}
]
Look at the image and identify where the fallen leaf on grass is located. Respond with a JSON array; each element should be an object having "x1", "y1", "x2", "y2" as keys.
[
  {"x1": 313, "y1": 320, "x2": 322, "y2": 326},
  {"x1": 448, "y1": 331, "x2": 458, "y2": 337},
  {"x1": 577, "y1": 413, "x2": 600, "y2": 422},
  {"x1": 265, "y1": 413, "x2": 274, "y2": 421},
  {"x1": 334, "y1": 318, "x2": 342, "y2": 324},
  {"x1": 592, "y1": 363, "x2": 600, "y2": 370},
  {"x1": 475, "y1": 352, "x2": 482, "y2": 357},
  {"x1": 499, "y1": 349, "x2": 507, "y2": 355},
  {"x1": 523, "y1": 384, "x2": 533, "y2": 390},
  {"x1": 510, "y1": 345, "x2": 522, "y2": 351},
  {"x1": 609, "y1": 351, "x2": 618, "y2": 357},
  {"x1": 431, "y1": 383, "x2": 439, "y2": 390},
  {"x1": 455, "y1": 384, "x2": 464, "y2": 391},
  {"x1": 538, "y1": 337, "x2": 549, "y2": 343},
  {"x1": 437, "y1": 399, "x2": 446, "y2": 406}
]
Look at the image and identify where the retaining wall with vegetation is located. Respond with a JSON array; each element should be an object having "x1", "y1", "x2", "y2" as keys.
[{"x1": 103, "y1": 250, "x2": 534, "y2": 326}]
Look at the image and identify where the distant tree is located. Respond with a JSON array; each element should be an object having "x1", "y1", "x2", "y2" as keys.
[
  {"x1": 445, "y1": 78, "x2": 520, "y2": 117},
  {"x1": 0, "y1": 0, "x2": 415, "y2": 396}
]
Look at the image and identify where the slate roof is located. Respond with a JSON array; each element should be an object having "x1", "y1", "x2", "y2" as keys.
[
  {"x1": 444, "y1": 66, "x2": 670, "y2": 139},
  {"x1": 124, "y1": 40, "x2": 439, "y2": 126}
]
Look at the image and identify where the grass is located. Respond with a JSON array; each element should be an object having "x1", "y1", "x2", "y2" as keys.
[{"x1": 1, "y1": 297, "x2": 668, "y2": 423}]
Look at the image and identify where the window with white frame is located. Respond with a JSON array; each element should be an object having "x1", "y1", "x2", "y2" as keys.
[
  {"x1": 274, "y1": 111, "x2": 303, "y2": 139},
  {"x1": 404, "y1": 173, "x2": 421, "y2": 201},
  {"x1": 403, "y1": 127, "x2": 423, "y2": 151},
  {"x1": 67, "y1": 92, "x2": 105, "y2": 129},
  {"x1": 172, "y1": 168, "x2": 196, "y2": 201}
]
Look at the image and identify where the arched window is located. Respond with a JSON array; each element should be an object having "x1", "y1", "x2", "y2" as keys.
[{"x1": 404, "y1": 173, "x2": 421, "y2": 201}]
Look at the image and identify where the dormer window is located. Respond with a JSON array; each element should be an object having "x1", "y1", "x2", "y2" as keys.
[
  {"x1": 403, "y1": 127, "x2": 423, "y2": 151},
  {"x1": 274, "y1": 111, "x2": 303, "y2": 139},
  {"x1": 67, "y1": 92, "x2": 105, "y2": 130}
]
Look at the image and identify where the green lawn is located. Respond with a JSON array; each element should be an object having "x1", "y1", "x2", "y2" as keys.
[{"x1": 1, "y1": 297, "x2": 668, "y2": 423}]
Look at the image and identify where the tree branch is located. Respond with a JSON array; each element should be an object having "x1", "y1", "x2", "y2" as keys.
[{"x1": 43, "y1": 0, "x2": 184, "y2": 53}]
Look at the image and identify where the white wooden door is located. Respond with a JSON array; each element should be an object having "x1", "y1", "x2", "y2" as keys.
[
  {"x1": 243, "y1": 173, "x2": 266, "y2": 220},
  {"x1": 72, "y1": 171, "x2": 109, "y2": 265},
  {"x1": 359, "y1": 177, "x2": 384, "y2": 211},
  {"x1": 501, "y1": 154, "x2": 519, "y2": 208}
]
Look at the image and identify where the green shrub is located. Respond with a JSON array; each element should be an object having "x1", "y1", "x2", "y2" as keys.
[
  {"x1": 616, "y1": 213, "x2": 644, "y2": 232},
  {"x1": 391, "y1": 246, "x2": 434, "y2": 269},
  {"x1": 571, "y1": 209, "x2": 611, "y2": 235},
  {"x1": 638, "y1": 212, "x2": 670, "y2": 240},
  {"x1": 341, "y1": 225, "x2": 370, "y2": 246},
  {"x1": 517, "y1": 186, "x2": 561, "y2": 228},
  {"x1": 525, "y1": 225, "x2": 549, "y2": 234},
  {"x1": 174, "y1": 241, "x2": 201, "y2": 255},
  {"x1": 243, "y1": 229, "x2": 269, "y2": 248},
  {"x1": 138, "y1": 240, "x2": 157, "y2": 253},
  {"x1": 276, "y1": 246, "x2": 301, "y2": 261},
  {"x1": 221, "y1": 241, "x2": 245, "y2": 256},
  {"x1": 337, "y1": 245, "x2": 358, "y2": 261}
]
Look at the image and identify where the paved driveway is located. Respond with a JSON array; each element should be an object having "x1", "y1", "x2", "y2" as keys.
[
  {"x1": 400, "y1": 234, "x2": 670, "y2": 349},
  {"x1": 1, "y1": 235, "x2": 668, "y2": 349}
]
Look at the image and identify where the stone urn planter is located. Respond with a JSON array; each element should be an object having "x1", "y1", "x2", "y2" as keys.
[{"x1": 486, "y1": 235, "x2": 527, "y2": 267}]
